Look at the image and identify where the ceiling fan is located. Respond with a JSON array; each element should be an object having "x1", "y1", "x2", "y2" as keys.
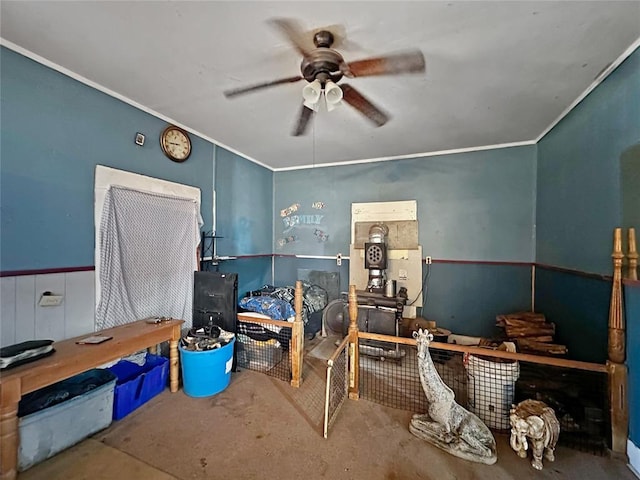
[{"x1": 223, "y1": 19, "x2": 426, "y2": 136}]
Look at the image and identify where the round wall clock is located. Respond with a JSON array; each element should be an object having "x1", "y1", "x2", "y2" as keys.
[{"x1": 160, "y1": 125, "x2": 192, "y2": 162}]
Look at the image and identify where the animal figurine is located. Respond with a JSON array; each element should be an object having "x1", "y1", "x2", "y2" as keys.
[
  {"x1": 509, "y1": 399, "x2": 560, "y2": 470},
  {"x1": 409, "y1": 329, "x2": 497, "y2": 465}
]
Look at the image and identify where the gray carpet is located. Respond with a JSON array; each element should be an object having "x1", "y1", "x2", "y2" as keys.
[{"x1": 92, "y1": 369, "x2": 636, "y2": 480}]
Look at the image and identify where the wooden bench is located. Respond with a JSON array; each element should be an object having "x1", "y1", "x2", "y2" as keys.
[{"x1": 0, "y1": 318, "x2": 184, "y2": 479}]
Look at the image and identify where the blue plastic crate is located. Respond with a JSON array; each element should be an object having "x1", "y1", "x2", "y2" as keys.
[{"x1": 107, "y1": 354, "x2": 168, "y2": 420}]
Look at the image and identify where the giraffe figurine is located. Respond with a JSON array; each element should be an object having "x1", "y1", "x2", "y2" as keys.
[{"x1": 409, "y1": 329, "x2": 497, "y2": 465}]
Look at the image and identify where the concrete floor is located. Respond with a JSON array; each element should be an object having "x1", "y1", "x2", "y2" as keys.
[{"x1": 20, "y1": 363, "x2": 636, "y2": 480}]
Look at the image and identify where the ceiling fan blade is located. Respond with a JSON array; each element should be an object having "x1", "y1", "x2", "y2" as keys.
[
  {"x1": 341, "y1": 84, "x2": 389, "y2": 127},
  {"x1": 224, "y1": 76, "x2": 303, "y2": 98},
  {"x1": 292, "y1": 103, "x2": 314, "y2": 136},
  {"x1": 268, "y1": 18, "x2": 313, "y2": 59},
  {"x1": 342, "y1": 49, "x2": 425, "y2": 78}
]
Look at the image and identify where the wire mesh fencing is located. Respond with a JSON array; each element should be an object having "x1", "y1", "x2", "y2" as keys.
[
  {"x1": 514, "y1": 362, "x2": 609, "y2": 455},
  {"x1": 236, "y1": 318, "x2": 293, "y2": 383},
  {"x1": 356, "y1": 333, "x2": 610, "y2": 455},
  {"x1": 323, "y1": 336, "x2": 349, "y2": 438}
]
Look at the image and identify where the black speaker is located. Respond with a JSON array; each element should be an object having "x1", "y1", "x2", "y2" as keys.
[
  {"x1": 193, "y1": 271, "x2": 238, "y2": 370},
  {"x1": 193, "y1": 271, "x2": 238, "y2": 332}
]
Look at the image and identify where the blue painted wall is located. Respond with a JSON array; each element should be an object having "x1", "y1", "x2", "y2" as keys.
[
  {"x1": 273, "y1": 147, "x2": 535, "y2": 338},
  {"x1": 215, "y1": 147, "x2": 272, "y2": 256},
  {"x1": 274, "y1": 146, "x2": 537, "y2": 262},
  {"x1": 218, "y1": 257, "x2": 272, "y2": 302},
  {"x1": 536, "y1": 49, "x2": 640, "y2": 275},
  {"x1": 535, "y1": 47, "x2": 640, "y2": 443},
  {"x1": 621, "y1": 143, "x2": 640, "y2": 230},
  {"x1": 423, "y1": 263, "x2": 531, "y2": 338},
  {"x1": 0, "y1": 47, "x2": 215, "y2": 271},
  {"x1": 214, "y1": 146, "x2": 273, "y2": 298},
  {"x1": 626, "y1": 284, "x2": 640, "y2": 445},
  {"x1": 534, "y1": 267, "x2": 610, "y2": 363}
]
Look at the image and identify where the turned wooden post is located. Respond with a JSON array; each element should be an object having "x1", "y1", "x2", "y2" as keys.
[
  {"x1": 608, "y1": 228, "x2": 625, "y2": 364},
  {"x1": 169, "y1": 322, "x2": 182, "y2": 393},
  {"x1": 348, "y1": 285, "x2": 360, "y2": 400},
  {"x1": 628, "y1": 228, "x2": 638, "y2": 281},
  {"x1": 608, "y1": 228, "x2": 628, "y2": 455},
  {"x1": 0, "y1": 378, "x2": 21, "y2": 480},
  {"x1": 290, "y1": 280, "x2": 304, "y2": 388}
]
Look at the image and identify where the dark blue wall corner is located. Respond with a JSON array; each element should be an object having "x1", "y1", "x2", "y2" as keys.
[
  {"x1": 215, "y1": 147, "x2": 273, "y2": 256},
  {"x1": 534, "y1": 267, "x2": 610, "y2": 363},
  {"x1": 274, "y1": 256, "x2": 351, "y2": 296},
  {"x1": 536, "y1": 48, "x2": 640, "y2": 275},
  {"x1": 626, "y1": 284, "x2": 640, "y2": 444},
  {"x1": 422, "y1": 263, "x2": 532, "y2": 338},
  {"x1": 216, "y1": 256, "x2": 272, "y2": 303}
]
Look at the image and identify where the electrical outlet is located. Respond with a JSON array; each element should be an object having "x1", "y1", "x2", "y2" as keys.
[
  {"x1": 425, "y1": 256, "x2": 432, "y2": 265},
  {"x1": 39, "y1": 293, "x2": 64, "y2": 307},
  {"x1": 336, "y1": 253, "x2": 342, "y2": 266}
]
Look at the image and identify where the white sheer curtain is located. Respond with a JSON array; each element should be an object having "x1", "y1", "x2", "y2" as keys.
[{"x1": 96, "y1": 185, "x2": 200, "y2": 330}]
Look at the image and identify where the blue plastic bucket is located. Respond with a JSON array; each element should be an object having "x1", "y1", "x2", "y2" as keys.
[{"x1": 179, "y1": 337, "x2": 235, "y2": 398}]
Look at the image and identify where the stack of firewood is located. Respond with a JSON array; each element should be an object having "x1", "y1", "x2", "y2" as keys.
[{"x1": 496, "y1": 311, "x2": 568, "y2": 356}]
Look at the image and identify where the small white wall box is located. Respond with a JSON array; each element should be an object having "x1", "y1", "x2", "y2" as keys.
[
  {"x1": 135, "y1": 132, "x2": 145, "y2": 146},
  {"x1": 38, "y1": 292, "x2": 63, "y2": 307}
]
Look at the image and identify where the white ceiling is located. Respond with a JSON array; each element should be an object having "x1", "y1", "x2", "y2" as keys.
[{"x1": 1, "y1": 1, "x2": 639, "y2": 170}]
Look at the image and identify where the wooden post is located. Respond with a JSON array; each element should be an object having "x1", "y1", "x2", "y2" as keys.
[
  {"x1": 290, "y1": 280, "x2": 304, "y2": 388},
  {"x1": 169, "y1": 323, "x2": 182, "y2": 393},
  {"x1": 608, "y1": 228, "x2": 625, "y2": 364},
  {"x1": 608, "y1": 361, "x2": 629, "y2": 455},
  {"x1": 608, "y1": 228, "x2": 628, "y2": 456},
  {"x1": 348, "y1": 285, "x2": 360, "y2": 400},
  {"x1": 0, "y1": 378, "x2": 21, "y2": 480},
  {"x1": 628, "y1": 227, "x2": 638, "y2": 281}
]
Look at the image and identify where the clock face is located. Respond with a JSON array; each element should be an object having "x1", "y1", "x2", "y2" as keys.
[{"x1": 160, "y1": 126, "x2": 191, "y2": 162}]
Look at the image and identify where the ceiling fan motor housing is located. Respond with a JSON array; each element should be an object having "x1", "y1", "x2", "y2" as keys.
[
  {"x1": 313, "y1": 30, "x2": 334, "y2": 48},
  {"x1": 300, "y1": 48, "x2": 344, "y2": 84}
]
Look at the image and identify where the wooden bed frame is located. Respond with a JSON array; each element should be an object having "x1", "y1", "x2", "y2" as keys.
[{"x1": 608, "y1": 227, "x2": 632, "y2": 455}]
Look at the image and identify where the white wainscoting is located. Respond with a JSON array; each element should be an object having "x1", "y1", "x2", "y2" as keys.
[
  {"x1": 630, "y1": 439, "x2": 640, "y2": 479},
  {"x1": 0, "y1": 270, "x2": 95, "y2": 347}
]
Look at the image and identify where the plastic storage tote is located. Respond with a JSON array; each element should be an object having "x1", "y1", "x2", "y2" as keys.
[
  {"x1": 465, "y1": 354, "x2": 520, "y2": 430},
  {"x1": 107, "y1": 353, "x2": 169, "y2": 420},
  {"x1": 17, "y1": 369, "x2": 116, "y2": 471},
  {"x1": 180, "y1": 337, "x2": 235, "y2": 397}
]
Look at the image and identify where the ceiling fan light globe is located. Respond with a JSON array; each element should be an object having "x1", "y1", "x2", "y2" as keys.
[
  {"x1": 324, "y1": 80, "x2": 343, "y2": 104},
  {"x1": 302, "y1": 79, "x2": 322, "y2": 104}
]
